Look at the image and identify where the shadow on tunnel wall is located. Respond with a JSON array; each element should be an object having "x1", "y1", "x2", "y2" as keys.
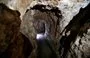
[{"x1": 59, "y1": 3, "x2": 90, "y2": 58}]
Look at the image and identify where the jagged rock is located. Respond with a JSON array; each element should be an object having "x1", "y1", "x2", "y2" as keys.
[
  {"x1": 21, "y1": 4, "x2": 62, "y2": 58},
  {"x1": 20, "y1": 5, "x2": 37, "y2": 58},
  {"x1": 0, "y1": 0, "x2": 90, "y2": 58},
  {"x1": 0, "y1": 3, "x2": 33, "y2": 58},
  {"x1": 59, "y1": 3, "x2": 90, "y2": 58}
]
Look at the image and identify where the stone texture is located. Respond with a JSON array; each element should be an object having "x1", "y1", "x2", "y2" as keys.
[
  {"x1": 59, "y1": 3, "x2": 90, "y2": 58},
  {"x1": 0, "y1": 3, "x2": 33, "y2": 58},
  {"x1": 20, "y1": 7, "x2": 37, "y2": 58},
  {"x1": 21, "y1": 4, "x2": 62, "y2": 58},
  {"x1": 0, "y1": 0, "x2": 90, "y2": 58}
]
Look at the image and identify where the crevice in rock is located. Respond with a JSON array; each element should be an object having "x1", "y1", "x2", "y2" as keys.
[{"x1": 59, "y1": 3, "x2": 90, "y2": 58}]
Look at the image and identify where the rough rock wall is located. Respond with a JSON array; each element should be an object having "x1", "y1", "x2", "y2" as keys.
[
  {"x1": 20, "y1": 8, "x2": 37, "y2": 58},
  {"x1": 0, "y1": 0, "x2": 59, "y2": 19},
  {"x1": 0, "y1": 0, "x2": 90, "y2": 58},
  {"x1": 0, "y1": 0, "x2": 33, "y2": 19},
  {"x1": 21, "y1": 4, "x2": 62, "y2": 58},
  {"x1": 0, "y1": 3, "x2": 33, "y2": 58},
  {"x1": 0, "y1": 3, "x2": 21, "y2": 54},
  {"x1": 58, "y1": 0, "x2": 90, "y2": 30},
  {"x1": 59, "y1": 3, "x2": 90, "y2": 58}
]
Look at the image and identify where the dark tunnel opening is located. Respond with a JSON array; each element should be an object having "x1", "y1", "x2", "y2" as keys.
[{"x1": 0, "y1": 1, "x2": 90, "y2": 58}]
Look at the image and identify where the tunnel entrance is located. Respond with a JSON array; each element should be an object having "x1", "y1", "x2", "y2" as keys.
[
  {"x1": 33, "y1": 20, "x2": 46, "y2": 40},
  {"x1": 31, "y1": 4, "x2": 62, "y2": 58}
]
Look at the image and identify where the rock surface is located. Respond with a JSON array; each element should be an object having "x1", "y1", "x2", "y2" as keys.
[
  {"x1": 59, "y1": 3, "x2": 90, "y2": 58},
  {"x1": 21, "y1": 4, "x2": 62, "y2": 58},
  {"x1": 0, "y1": 0, "x2": 90, "y2": 58},
  {"x1": 0, "y1": 3, "x2": 33, "y2": 58}
]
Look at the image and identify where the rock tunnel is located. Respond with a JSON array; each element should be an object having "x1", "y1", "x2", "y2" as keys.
[{"x1": 0, "y1": 0, "x2": 90, "y2": 58}]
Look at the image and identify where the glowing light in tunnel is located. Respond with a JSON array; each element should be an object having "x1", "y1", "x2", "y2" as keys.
[
  {"x1": 36, "y1": 33, "x2": 44, "y2": 40},
  {"x1": 36, "y1": 32, "x2": 47, "y2": 40}
]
